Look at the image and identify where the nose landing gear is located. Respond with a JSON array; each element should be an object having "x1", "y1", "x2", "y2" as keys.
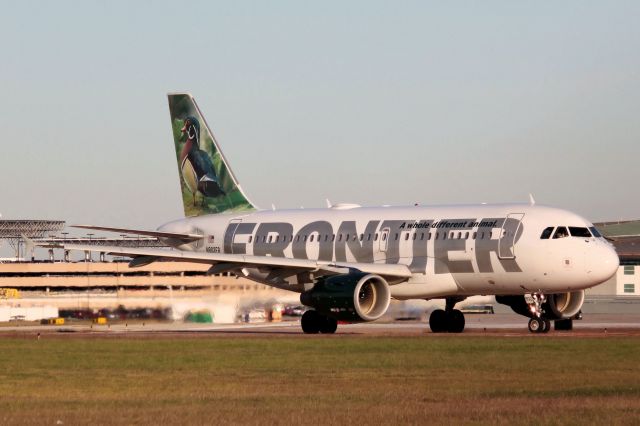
[
  {"x1": 528, "y1": 317, "x2": 551, "y2": 333},
  {"x1": 526, "y1": 292, "x2": 550, "y2": 333}
]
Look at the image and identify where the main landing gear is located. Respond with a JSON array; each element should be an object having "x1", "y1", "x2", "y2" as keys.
[
  {"x1": 301, "y1": 310, "x2": 338, "y2": 334},
  {"x1": 527, "y1": 292, "x2": 550, "y2": 333},
  {"x1": 429, "y1": 298, "x2": 465, "y2": 333}
]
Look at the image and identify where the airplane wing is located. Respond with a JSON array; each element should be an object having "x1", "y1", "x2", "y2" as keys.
[
  {"x1": 72, "y1": 225, "x2": 202, "y2": 242},
  {"x1": 63, "y1": 244, "x2": 413, "y2": 282}
]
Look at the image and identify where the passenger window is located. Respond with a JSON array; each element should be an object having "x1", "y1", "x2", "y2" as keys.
[
  {"x1": 296, "y1": 235, "x2": 300, "y2": 242},
  {"x1": 472, "y1": 232, "x2": 476, "y2": 240},
  {"x1": 310, "y1": 235, "x2": 314, "y2": 242},
  {"x1": 303, "y1": 235, "x2": 308, "y2": 242},
  {"x1": 338, "y1": 234, "x2": 343, "y2": 242},
  {"x1": 405, "y1": 233, "x2": 409, "y2": 241},
  {"x1": 465, "y1": 232, "x2": 469, "y2": 239},
  {"x1": 569, "y1": 227, "x2": 592, "y2": 238},
  {"x1": 435, "y1": 232, "x2": 439, "y2": 240},
  {"x1": 443, "y1": 232, "x2": 447, "y2": 240},
  {"x1": 248, "y1": 236, "x2": 253, "y2": 243},
  {"x1": 367, "y1": 234, "x2": 371, "y2": 241},
  {"x1": 360, "y1": 234, "x2": 364, "y2": 241},
  {"x1": 331, "y1": 234, "x2": 335, "y2": 242},
  {"x1": 374, "y1": 233, "x2": 379, "y2": 241},
  {"x1": 413, "y1": 233, "x2": 417, "y2": 240},
  {"x1": 395, "y1": 234, "x2": 399, "y2": 240},
  {"x1": 540, "y1": 227, "x2": 554, "y2": 239},
  {"x1": 553, "y1": 227, "x2": 569, "y2": 239},
  {"x1": 428, "y1": 232, "x2": 432, "y2": 240},
  {"x1": 382, "y1": 233, "x2": 387, "y2": 241},
  {"x1": 268, "y1": 236, "x2": 273, "y2": 243},
  {"x1": 420, "y1": 233, "x2": 424, "y2": 240}
]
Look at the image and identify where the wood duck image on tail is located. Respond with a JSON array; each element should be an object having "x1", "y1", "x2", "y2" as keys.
[{"x1": 179, "y1": 116, "x2": 226, "y2": 205}]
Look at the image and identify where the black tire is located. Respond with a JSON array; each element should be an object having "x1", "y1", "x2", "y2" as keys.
[
  {"x1": 554, "y1": 319, "x2": 573, "y2": 331},
  {"x1": 542, "y1": 319, "x2": 551, "y2": 333},
  {"x1": 528, "y1": 318, "x2": 542, "y2": 333},
  {"x1": 301, "y1": 310, "x2": 320, "y2": 334},
  {"x1": 429, "y1": 309, "x2": 447, "y2": 333},
  {"x1": 447, "y1": 309, "x2": 465, "y2": 333},
  {"x1": 319, "y1": 316, "x2": 338, "y2": 334}
]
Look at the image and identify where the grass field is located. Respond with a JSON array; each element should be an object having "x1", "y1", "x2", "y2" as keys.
[{"x1": 0, "y1": 335, "x2": 638, "y2": 425}]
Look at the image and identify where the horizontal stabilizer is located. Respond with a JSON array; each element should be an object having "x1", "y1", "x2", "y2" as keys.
[
  {"x1": 128, "y1": 256, "x2": 160, "y2": 268},
  {"x1": 72, "y1": 225, "x2": 202, "y2": 242}
]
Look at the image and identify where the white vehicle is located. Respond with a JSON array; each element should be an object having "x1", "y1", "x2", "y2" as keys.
[{"x1": 69, "y1": 93, "x2": 619, "y2": 334}]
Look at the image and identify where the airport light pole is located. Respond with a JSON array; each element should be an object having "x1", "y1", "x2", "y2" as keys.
[
  {"x1": 87, "y1": 233, "x2": 94, "y2": 262},
  {"x1": 61, "y1": 232, "x2": 69, "y2": 262}
]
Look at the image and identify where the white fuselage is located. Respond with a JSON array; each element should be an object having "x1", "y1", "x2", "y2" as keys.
[{"x1": 158, "y1": 203, "x2": 618, "y2": 300}]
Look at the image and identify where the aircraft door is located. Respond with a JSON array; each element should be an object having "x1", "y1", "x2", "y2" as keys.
[
  {"x1": 498, "y1": 213, "x2": 525, "y2": 259},
  {"x1": 379, "y1": 228, "x2": 390, "y2": 253}
]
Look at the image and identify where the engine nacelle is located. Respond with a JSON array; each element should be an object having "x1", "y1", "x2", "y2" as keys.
[
  {"x1": 300, "y1": 273, "x2": 391, "y2": 322},
  {"x1": 544, "y1": 291, "x2": 585, "y2": 319},
  {"x1": 496, "y1": 290, "x2": 585, "y2": 320}
]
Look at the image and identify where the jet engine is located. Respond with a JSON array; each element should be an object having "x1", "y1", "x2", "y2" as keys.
[
  {"x1": 300, "y1": 273, "x2": 391, "y2": 322},
  {"x1": 496, "y1": 290, "x2": 585, "y2": 320}
]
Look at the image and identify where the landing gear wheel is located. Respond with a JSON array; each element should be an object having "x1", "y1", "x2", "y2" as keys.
[
  {"x1": 541, "y1": 319, "x2": 551, "y2": 333},
  {"x1": 447, "y1": 309, "x2": 465, "y2": 333},
  {"x1": 528, "y1": 318, "x2": 543, "y2": 333},
  {"x1": 554, "y1": 319, "x2": 573, "y2": 331},
  {"x1": 319, "y1": 316, "x2": 338, "y2": 334},
  {"x1": 301, "y1": 310, "x2": 321, "y2": 334},
  {"x1": 429, "y1": 309, "x2": 447, "y2": 333}
]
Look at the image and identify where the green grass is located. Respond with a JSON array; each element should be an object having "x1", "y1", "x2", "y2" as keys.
[{"x1": 0, "y1": 336, "x2": 639, "y2": 425}]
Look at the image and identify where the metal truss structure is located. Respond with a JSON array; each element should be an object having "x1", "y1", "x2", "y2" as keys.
[
  {"x1": 0, "y1": 220, "x2": 66, "y2": 258},
  {"x1": 0, "y1": 220, "x2": 168, "y2": 259}
]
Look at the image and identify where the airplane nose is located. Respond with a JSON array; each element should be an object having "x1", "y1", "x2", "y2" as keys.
[{"x1": 587, "y1": 243, "x2": 619, "y2": 284}]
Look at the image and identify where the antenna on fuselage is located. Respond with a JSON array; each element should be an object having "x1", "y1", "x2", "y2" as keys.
[
  {"x1": 529, "y1": 193, "x2": 536, "y2": 206},
  {"x1": 325, "y1": 198, "x2": 332, "y2": 208}
]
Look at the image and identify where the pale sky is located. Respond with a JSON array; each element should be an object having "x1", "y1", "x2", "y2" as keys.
[{"x1": 0, "y1": 1, "x2": 638, "y2": 235}]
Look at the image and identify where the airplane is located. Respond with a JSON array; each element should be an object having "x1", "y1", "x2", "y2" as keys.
[{"x1": 66, "y1": 93, "x2": 620, "y2": 334}]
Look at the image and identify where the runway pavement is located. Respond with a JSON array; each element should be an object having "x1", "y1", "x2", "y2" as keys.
[{"x1": 0, "y1": 313, "x2": 638, "y2": 337}]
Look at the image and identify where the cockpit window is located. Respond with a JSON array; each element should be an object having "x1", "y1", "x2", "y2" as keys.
[
  {"x1": 589, "y1": 227, "x2": 602, "y2": 238},
  {"x1": 540, "y1": 227, "x2": 554, "y2": 239},
  {"x1": 569, "y1": 227, "x2": 592, "y2": 238},
  {"x1": 553, "y1": 226, "x2": 569, "y2": 239}
]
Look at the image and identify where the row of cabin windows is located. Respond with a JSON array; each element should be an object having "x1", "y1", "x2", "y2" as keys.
[
  {"x1": 247, "y1": 230, "x2": 498, "y2": 244},
  {"x1": 539, "y1": 226, "x2": 601, "y2": 240}
]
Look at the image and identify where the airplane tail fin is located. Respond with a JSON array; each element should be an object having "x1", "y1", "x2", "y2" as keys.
[{"x1": 168, "y1": 93, "x2": 256, "y2": 216}]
